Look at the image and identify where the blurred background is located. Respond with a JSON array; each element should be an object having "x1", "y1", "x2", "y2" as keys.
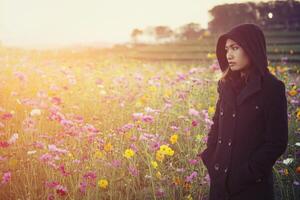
[{"x1": 1, "y1": 0, "x2": 300, "y2": 67}]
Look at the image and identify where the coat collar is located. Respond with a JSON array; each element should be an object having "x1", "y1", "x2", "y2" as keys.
[{"x1": 221, "y1": 71, "x2": 262, "y2": 108}]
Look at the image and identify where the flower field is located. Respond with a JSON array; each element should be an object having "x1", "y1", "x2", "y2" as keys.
[{"x1": 0, "y1": 49, "x2": 299, "y2": 200}]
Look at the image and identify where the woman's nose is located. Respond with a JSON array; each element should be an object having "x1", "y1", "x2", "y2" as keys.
[{"x1": 226, "y1": 51, "x2": 233, "y2": 61}]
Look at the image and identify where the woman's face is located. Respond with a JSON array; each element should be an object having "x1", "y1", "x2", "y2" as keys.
[{"x1": 225, "y1": 38, "x2": 251, "y2": 71}]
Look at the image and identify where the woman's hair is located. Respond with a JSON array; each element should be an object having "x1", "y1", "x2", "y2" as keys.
[{"x1": 219, "y1": 61, "x2": 254, "y2": 84}]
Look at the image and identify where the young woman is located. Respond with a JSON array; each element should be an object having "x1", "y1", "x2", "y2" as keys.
[{"x1": 199, "y1": 23, "x2": 288, "y2": 200}]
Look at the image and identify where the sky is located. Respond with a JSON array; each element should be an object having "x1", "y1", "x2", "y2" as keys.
[{"x1": 0, "y1": 0, "x2": 269, "y2": 48}]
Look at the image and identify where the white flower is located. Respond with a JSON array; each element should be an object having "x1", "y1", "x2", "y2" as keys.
[
  {"x1": 8, "y1": 133, "x2": 18, "y2": 144},
  {"x1": 30, "y1": 109, "x2": 41, "y2": 116},
  {"x1": 295, "y1": 142, "x2": 300, "y2": 147},
  {"x1": 283, "y1": 158, "x2": 294, "y2": 165},
  {"x1": 27, "y1": 150, "x2": 37, "y2": 155}
]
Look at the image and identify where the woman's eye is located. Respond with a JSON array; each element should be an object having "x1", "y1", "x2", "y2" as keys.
[{"x1": 233, "y1": 46, "x2": 239, "y2": 50}]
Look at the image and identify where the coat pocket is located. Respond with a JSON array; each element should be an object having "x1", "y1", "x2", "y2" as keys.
[{"x1": 226, "y1": 162, "x2": 263, "y2": 195}]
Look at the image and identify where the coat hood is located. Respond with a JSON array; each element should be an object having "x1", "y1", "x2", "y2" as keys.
[{"x1": 216, "y1": 23, "x2": 269, "y2": 76}]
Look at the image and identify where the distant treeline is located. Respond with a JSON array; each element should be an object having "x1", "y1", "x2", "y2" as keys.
[{"x1": 130, "y1": 0, "x2": 300, "y2": 43}]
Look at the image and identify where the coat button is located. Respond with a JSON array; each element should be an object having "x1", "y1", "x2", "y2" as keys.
[
  {"x1": 218, "y1": 138, "x2": 222, "y2": 144},
  {"x1": 214, "y1": 163, "x2": 219, "y2": 171},
  {"x1": 256, "y1": 178, "x2": 262, "y2": 183},
  {"x1": 220, "y1": 111, "x2": 224, "y2": 116},
  {"x1": 224, "y1": 167, "x2": 228, "y2": 173},
  {"x1": 228, "y1": 139, "x2": 232, "y2": 146},
  {"x1": 232, "y1": 113, "x2": 236, "y2": 117}
]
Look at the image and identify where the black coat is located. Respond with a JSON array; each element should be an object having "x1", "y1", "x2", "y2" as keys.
[{"x1": 199, "y1": 24, "x2": 289, "y2": 200}]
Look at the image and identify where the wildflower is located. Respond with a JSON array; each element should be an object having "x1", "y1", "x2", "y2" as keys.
[
  {"x1": 156, "y1": 150, "x2": 165, "y2": 162},
  {"x1": 151, "y1": 161, "x2": 158, "y2": 169},
  {"x1": 30, "y1": 108, "x2": 42, "y2": 116},
  {"x1": 1, "y1": 171, "x2": 11, "y2": 185},
  {"x1": 56, "y1": 184, "x2": 68, "y2": 196},
  {"x1": 296, "y1": 110, "x2": 300, "y2": 121},
  {"x1": 98, "y1": 179, "x2": 108, "y2": 189},
  {"x1": 185, "y1": 171, "x2": 198, "y2": 183},
  {"x1": 208, "y1": 106, "x2": 215, "y2": 115},
  {"x1": 188, "y1": 108, "x2": 199, "y2": 117},
  {"x1": 156, "y1": 171, "x2": 162, "y2": 179},
  {"x1": 104, "y1": 143, "x2": 113, "y2": 152},
  {"x1": 94, "y1": 150, "x2": 104, "y2": 159},
  {"x1": 172, "y1": 176, "x2": 181, "y2": 186},
  {"x1": 169, "y1": 134, "x2": 178, "y2": 144},
  {"x1": 123, "y1": 148, "x2": 135, "y2": 159},
  {"x1": 288, "y1": 89, "x2": 297, "y2": 97},
  {"x1": 7, "y1": 133, "x2": 18, "y2": 144},
  {"x1": 283, "y1": 158, "x2": 294, "y2": 165},
  {"x1": 79, "y1": 181, "x2": 87, "y2": 193},
  {"x1": 128, "y1": 165, "x2": 139, "y2": 177}
]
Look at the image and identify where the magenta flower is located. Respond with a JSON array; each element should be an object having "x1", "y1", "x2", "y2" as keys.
[
  {"x1": 141, "y1": 115, "x2": 154, "y2": 123},
  {"x1": 185, "y1": 171, "x2": 198, "y2": 183},
  {"x1": 1, "y1": 113, "x2": 13, "y2": 120},
  {"x1": 189, "y1": 108, "x2": 199, "y2": 117},
  {"x1": 83, "y1": 171, "x2": 97, "y2": 180},
  {"x1": 79, "y1": 181, "x2": 87, "y2": 193},
  {"x1": 1, "y1": 171, "x2": 11, "y2": 185},
  {"x1": 128, "y1": 165, "x2": 139, "y2": 177}
]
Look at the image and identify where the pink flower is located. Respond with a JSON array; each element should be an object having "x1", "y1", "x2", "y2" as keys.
[
  {"x1": 48, "y1": 144, "x2": 68, "y2": 154},
  {"x1": 1, "y1": 171, "x2": 11, "y2": 185},
  {"x1": 59, "y1": 164, "x2": 71, "y2": 176},
  {"x1": 142, "y1": 115, "x2": 154, "y2": 123},
  {"x1": 110, "y1": 159, "x2": 121, "y2": 168},
  {"x1": 40, "y1": 153, "x2": 53, "y2": 162},
  {"x1": 185, "y1": 171, "x2": 198, "y2": 183},
  {"x1": 51, "y1": 97, "x2": 62, "y2": 105},
  {"x1": 1, "y1": 113, "x2": 13, "y2": 120},
  {"x1": 56, "y1": 184, "x2": 68, "y2": 196},
  {"x1": 0, "y1": 141, "x2": 9, "y2": 148},
  {"x1": 189, "y1": 108, "x2": 199, "y2": 117},
  {"x1": 191, "y1": 120, "x2": 198, "y2": 127},
  {"x1": 83, "y1": 124, "x2": 99, "y2": 133},
  {"x1": 14, "y1": 71, "x2": 27, "y2": 81},
  {"x1": 79, "y1": 181, "x2": 87, "y2": 193},
  {"x1": 45, "y1": 181, "x2": 60, "y2": 188},
  {"x1": 128, "y1": 165, "x2": 139, "y2": 177},
  {"x1": 189, "y1": 159, "x2": 199, "y2": 165},
  {"x1": 155, "y1": 188, "x2": 165, "y2": 198},
  {"x1": 132, "y1": 113, "x2": 143, "y2": 121},
  {"x1": 170, "y1": 126, "x2": 179, "y2": 131},
  {"x1": 83, "y1": 171, "x2": 97, "y2": 180}
]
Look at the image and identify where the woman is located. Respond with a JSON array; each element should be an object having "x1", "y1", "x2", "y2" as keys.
[{"x1": 199, "y1": 23, "x2": 288, "y2": 200}]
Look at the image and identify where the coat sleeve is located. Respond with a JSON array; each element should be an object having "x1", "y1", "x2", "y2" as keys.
[
  {"x1": 247, "y1": 80, "x2": 288, "y2": 181},
  {"x1": 198, "y1": 80, "x2": 221, "y2": 166}
]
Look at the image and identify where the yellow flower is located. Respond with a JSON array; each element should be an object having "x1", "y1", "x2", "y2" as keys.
[
  {"x1": 148, "y1": 86, "x2": 157, "y2": 93},
  {"x1": 156, "y1": 171, "x2": 162, "y2": 179},
  {"x1": 186, "y1": 194, "x2": 193, "y2": 200},
  {"x1": 284, "y1": 168, "x2": 289, "y2": 176},
  {"x1": 159, "y1": 145, "x2": 169, "y2": 154},
  {"x1": 288, "y1": 89, "x2": 297, "y2": 97},
  {"x1": 159, "y1": 145, "x2": 174, "y2": 156},
  {"x1": 104, "y1": 142, "x2": 113, "y2": 152},
  {"x1": 94, "y1": 150, "x2": 104, "y2": 159},
  {"x1": 123, "y1": 148, "x2": 135, "y2": 159},
  {"x1": 151, "y1": 161, "x2": 158, "y2": 169},
  {"x1": 297, "y1": 109, "x2": 300, "y2": 121},
  {"x1": 169, "y1": 134, "x2": 178, "y2": 144},
  {"x1": 208, "y1": 106, "x2": 215, "y2": 115},
  {"x1": 172, "y1": 176, "x2": 182, "y2": 186},
  {"x1": 98, "y1": 179, "x2": 108, "y2": 189},
  {"x1": 156, "y1": 150, "x2": 165, "y2": 162}
]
